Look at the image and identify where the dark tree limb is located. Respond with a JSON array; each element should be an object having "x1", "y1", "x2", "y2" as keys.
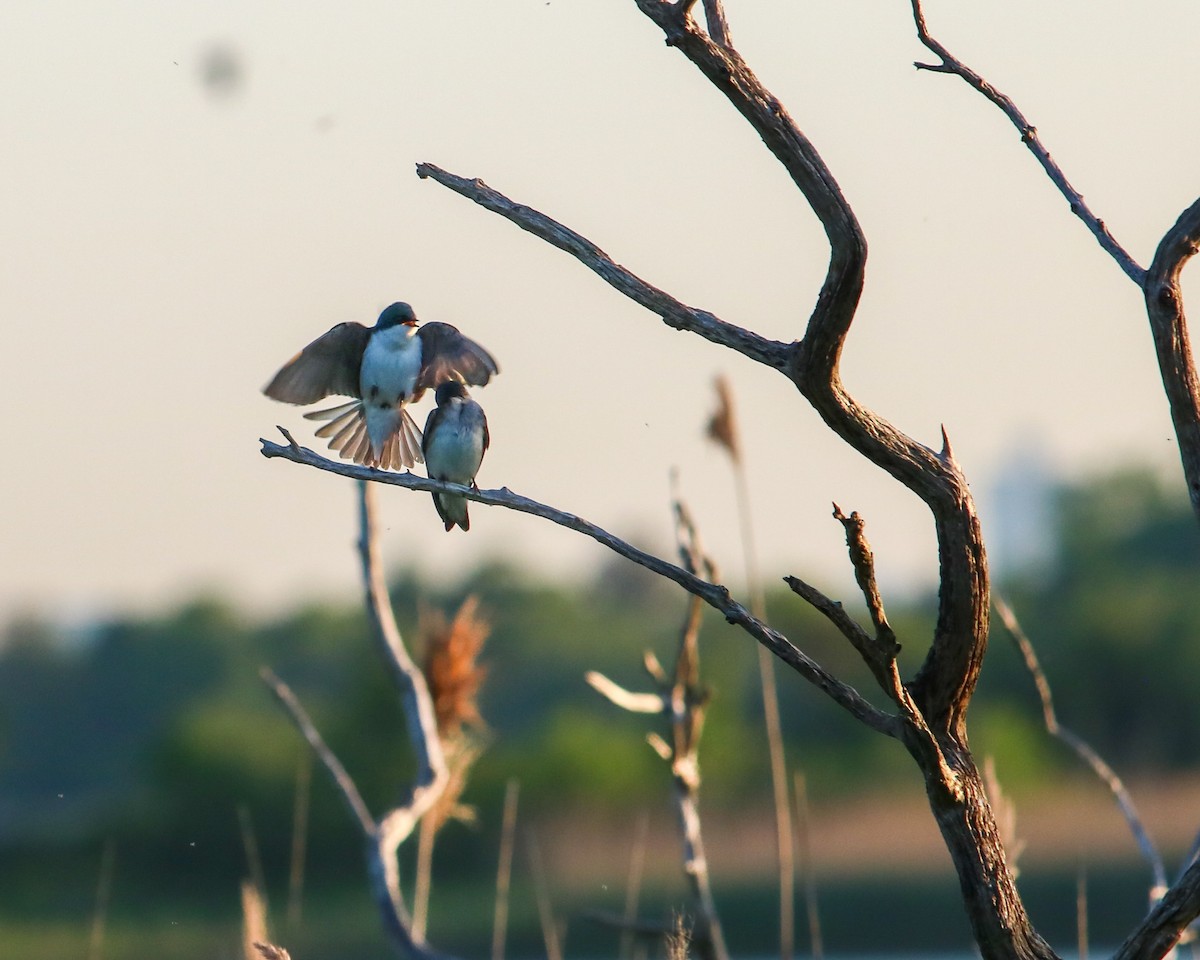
[
  {"x1": 261, "y1": 434, "x2": 894, "y2": 738},
  {"x1": 609, "y1": 0, "x2": 989, "y2": 738},
  {"x1": 1144, "y1": 197, "x2": 1200, "y2": 519},
  {"x1": 832, "y1": 504, "x2": 900, "y2": 660}
]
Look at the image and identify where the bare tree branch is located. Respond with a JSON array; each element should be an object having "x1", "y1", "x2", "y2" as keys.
[
  {"x1": 253, "y1": 1, "x2": 1200, "y2": 954},
  {"x1": 700, "y1": 0, "x2": 730, "y2": 48},
  {"x1": 585, "y1": 671, "x2": 666, "y2": 714},
  {"x1": 1113, "y1": 856, "x2": 1200, "y2": 960},
  {"x1": 908, "y1": 1, "x2": 1200, "y2": 526},
  {"x1": 596, "y1": 2, "x2": 988, "y2": 734},
  {"x1": 261, "y1": 667, "x2": 375, "y2": 834},
  {"x1": 415, "y1": 162, "x2": 789, "y2": 374},
  {"x1": 358, "y1": 480, "x2": 449, "y2": 807},
  {"x1": 587, "y1": 491, "x2": 729, "y2": 960},
  {"x1": 831, "y1": 504, "x2": 900, "y2": 660},
  {"x1": 907, "y1": 0, "x2": 1144, "y2": 283},
  {"x1": 994, "y1": 598, "x2": 1167, "y2": 891},
  {"x1": 260, "y1": 435, "x2": 895, "y2": 737},
  {"x1": 1145, "y1": 197, "x2": 1200, "y2": 519},
  {"x1": 261, "y1": 482, "x2": 455, "y2": 960}
]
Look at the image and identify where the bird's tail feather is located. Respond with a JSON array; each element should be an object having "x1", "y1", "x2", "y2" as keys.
[
  {"x1": 302, "y1": 400, "x2": 424, "y2": 470},
  {"x1": 399, "y1": 408, "x2": 424, "y2": 467}
]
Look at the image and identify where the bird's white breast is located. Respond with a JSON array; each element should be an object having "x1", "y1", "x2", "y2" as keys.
[
  {"x1": 359, "y1": 325, "x2": 421, "y2": 405},
  {"x1": 425, "y1": 403, "x2": 485, "y2": 482}
]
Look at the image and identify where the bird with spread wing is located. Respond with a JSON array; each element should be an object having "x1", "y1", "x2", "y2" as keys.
[{"x1": 263, "y1": 302, "x2": 498, "y2": 470}]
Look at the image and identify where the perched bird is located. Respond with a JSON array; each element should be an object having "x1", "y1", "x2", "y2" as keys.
[
  {"x1": 263, "y1": 302, "x2": 498, "y2": 470},
  {"x1": 422, "y1": 380, "x2": 489, "y2": 532}
]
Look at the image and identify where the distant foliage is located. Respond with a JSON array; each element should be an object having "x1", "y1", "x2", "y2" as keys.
[{"x1": 0, "y1": 465, "x2": 1195, "y2": 883}]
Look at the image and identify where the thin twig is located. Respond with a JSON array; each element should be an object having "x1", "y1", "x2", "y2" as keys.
[
  {"x1": 907, "y1": 0, "x2": 1143, "y2": 284},
  {"x1": 492, "y1": 779, "x2": 520, "y2": 960},
  {"x1": 586, "y1": 671, "x2": 666, "y2": 714},
  {"x1": 792, "y1": 773, "x2": 823, "y2": 960},
  {"x1": 994, "y1": 597, "x2": 1167, "y2": 891},
  {"x1": 287, "y1": 752, "x2": 311, "y2": 927},
  {"x1": 87, "y1": 838, "x2": 116, "y2": 960},
  {"x1": 589, "y1": 490, "x2": 729, "y2": 960},
  {"x1": 358, "y1": 480, "x2": 448, "y2": 799},
  {"x1": 260, "y1": 667, "x2": 375, "y2": 834},
  {"x1": 909, "y1": 0, "x2": 1200, "y2": 526},
  {"x1": 706, "y1": 376, "x2": 793, "y2": 960},
  {"x1": 620, "y1": 812, "x2": 651, "y2": 960},
  {"x1": 832, "y1": 505, "x2": 899, "y2": 658},
  {"x1": 526, "y1": 831, "x2": 565, "y2": 960}
]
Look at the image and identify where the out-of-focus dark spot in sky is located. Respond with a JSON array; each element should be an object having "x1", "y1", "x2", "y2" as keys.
[{"x1": 198, "y1": 41, "x2": 245, "y2": 100}]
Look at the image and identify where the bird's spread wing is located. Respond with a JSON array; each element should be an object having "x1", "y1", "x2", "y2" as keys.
[
  {"x1": 414, "y1": 322, "x2": 499, "y2": 395},
  {"x1": 262, "y1": 322, "x2": 371, "y2": 405}
]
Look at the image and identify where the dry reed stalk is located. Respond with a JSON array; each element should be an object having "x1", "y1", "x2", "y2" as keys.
[
  {"x1": 667, "y1": 912, "x2": 692, "y2": 960},
  {"x1": 241, "y1": 881, "x2": 269, "y2": 960},
  {"x1": 620, "y1": 812, "x2": 651, "y2": 960},
  {"x1": 1078, "y1": 864, "x2": 1089, "y2": 960},
  {"x1": 526, "y1": 830, "x2": 565, "y2": 960},
  {"x1": 238, "y1": 805, "x2": 269, "y2": 914},
  {"x1": 287, "y1": 751, "x2": 311, "y2": 927},
  {"x1": 492, "y1": 779, "x2": 520, "y2": 960},
  {"x1": 792, "y1": 773, "x2": 823, "y2": 960},
  {"x1": 982, "y1": 755, "x2": 1025, "y2": 878},
  {"x1": 413, "y1": 596, "x2": 491, "y2": 939},
  {"x1": 706, "y1": 374, "x2": 795, "y2": 960},
  {"x1": 87, "y1": 837, "x2": 116, "y2": 960}
]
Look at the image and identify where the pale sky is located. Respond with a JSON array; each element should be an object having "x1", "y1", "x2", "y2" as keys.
[{"x1": 3, "y1": 1, "x2": 1198, "y2": 623}]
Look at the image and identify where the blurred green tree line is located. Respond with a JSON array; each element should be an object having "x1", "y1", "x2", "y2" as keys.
[{"x1": 1, "y1": 464, "x2": 1197, "y2": 909}]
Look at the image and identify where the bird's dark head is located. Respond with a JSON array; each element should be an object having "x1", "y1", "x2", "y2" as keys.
[
  {"x1": 376, "y1": 302, "x2": 417, "y2": 329},
  {"x1": 434, "y1": 379, "x2": 469, "y2": 405}
]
